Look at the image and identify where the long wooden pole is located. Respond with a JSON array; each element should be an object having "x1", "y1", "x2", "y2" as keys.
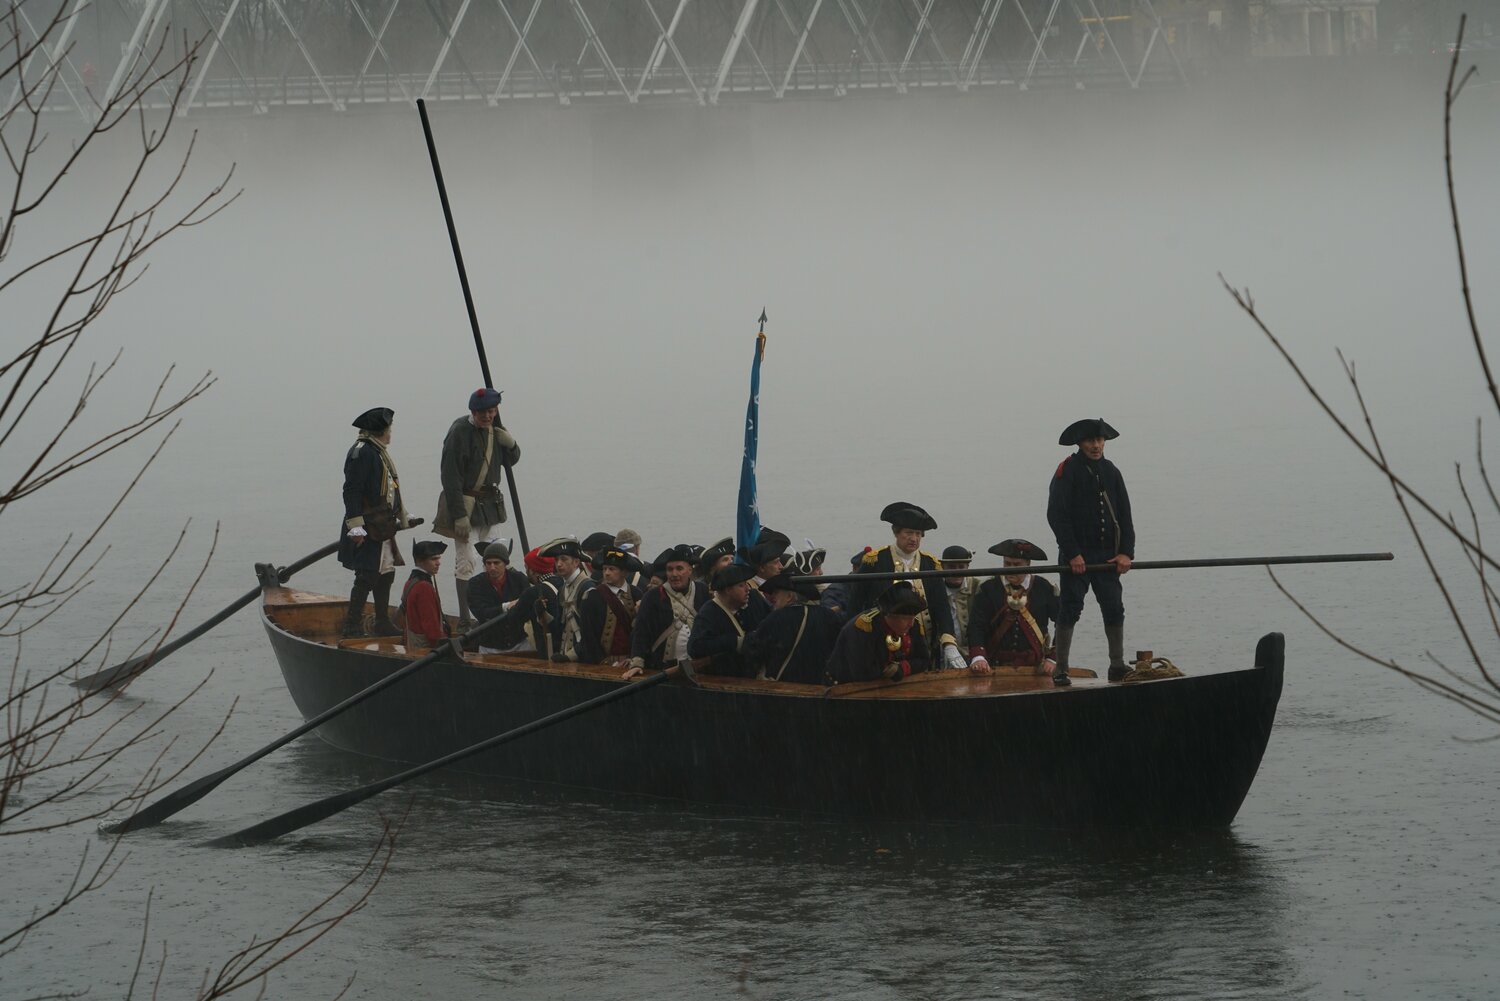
[
  {"x1": 805, "y1": 551, "x2": 1394, "y2": 586},
  {"x1": 204, "y1": 666, "x2": 683, "y2": 847},
  {"x1": 72, "y1": 541, "x2": 340, "y2": 694},
  {"x1": 104, "y1": 598, "x2": 504, "y2": 834},
  {"x1": 416, "y1": 98, "x2": 529, "y2": 552}
]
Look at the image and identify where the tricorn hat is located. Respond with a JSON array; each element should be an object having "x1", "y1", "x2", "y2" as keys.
[
  {"x1": 483, "y1": 541, "x2": 512, "y2": 562},
  {"x1": 711, "y1": 562, "x2": 757, "y2": 591},
  {"x1": 788, "y1": 548, "x2": 827, "y2": 576},
  {"x1": 940, "y1": 545, "x2": 973, "y2": 564},
  {"x1": 759, "y1": 572, "x2": 821, "y2": 602},
  {"x1": 580, "y1": 531, "x2": 616, "y2": 552},
  {"x1": 877, "y1": 581, "x2": 928, "y2": 616},
  {"x1": 412, "y1": 539, "x2": 448, "y2": 560},
  {"x1": 739, "y1": 539, "x2": 788, "y2": 569},
  {"x1": 539, "y1": 538, "x2": 584, "y2": 560},
  {"x1": 599, "y1": 547, "x2": 639, "y2": 570},
  {"x1": 352, "y1": 407, "x2": 394, "y2": 433},
  {"x1": 849, "y1": 547, "x2": 873, "y2": 568},
  {"x1": 879, "y1": 501, "x2": 938, "y2": 532},
  {"x1": 1058, "y1": 418, "x2": 1119, "y2": 446},
  {"x1": 468, "y1": 387, "x2": 503, "y2": 411},
  {"x1": 656, "y1": 544, "x2": 698, "y2": 571},
  {"x1": 696, "y1": 537, "x2": 735, "y2": 577},
  {"x1": 988, "y1": 538, "x2": 1048, "y2": 561}
]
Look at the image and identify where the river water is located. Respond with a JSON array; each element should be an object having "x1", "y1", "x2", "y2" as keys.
[{"x1": 5, "y1": 68, "x2": 1500, "y2": 999}]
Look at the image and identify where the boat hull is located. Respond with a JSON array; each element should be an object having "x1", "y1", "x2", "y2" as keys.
[{"x1": 265, "y1": 597, "x2": 1283, "y2": 828}]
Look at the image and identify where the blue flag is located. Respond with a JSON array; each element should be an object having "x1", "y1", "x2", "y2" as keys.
[{"x1": 735, "y1": 331, "x2": 766, "y2": 563}]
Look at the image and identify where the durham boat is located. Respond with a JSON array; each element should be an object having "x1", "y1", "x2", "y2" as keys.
[{"x1": 262, "y1": 582, "x2": 1285, "y2": 828}]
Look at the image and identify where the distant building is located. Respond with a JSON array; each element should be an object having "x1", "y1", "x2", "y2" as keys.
[{"x1": 1253, "y1": 0, "x2": 1379, "y2": 57}]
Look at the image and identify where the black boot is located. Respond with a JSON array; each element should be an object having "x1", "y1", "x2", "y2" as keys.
[
  {"x1": 1105, "y1": 623, "x2": 1127, "y2": 682},
  {"x1": 343, "y1": 579, "x2": 371, "y2": 638},
  {"x1": 1051, "y1": 625, "x2": 1074, "y2": 687},
  {"x1": 370, "y1": 571, "x2": 399, "y2": 636}
]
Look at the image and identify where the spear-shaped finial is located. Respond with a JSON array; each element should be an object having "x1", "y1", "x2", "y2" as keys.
[{"x1": 758, "y1": 308, "x2": 768, "y2": 333}]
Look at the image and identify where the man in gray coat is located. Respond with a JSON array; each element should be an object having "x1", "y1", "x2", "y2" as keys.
[{"x1": 434, "y1": 387, "x2": 521, "y2": 626}]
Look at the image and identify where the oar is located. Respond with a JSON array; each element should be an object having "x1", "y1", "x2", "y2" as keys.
[
  {"x1": 103, "y1": 602, "x2": 498, "y2": 835},
  {"x1": 803, "y1": 551, "x2": 1394, "y2": 586},
  {"x1": 204, "y1": 665, "x2": 683, "y2": 847},
  {"x1": 72, "y1": 541, "x2": 342, "y2": 694},
  {"x1": 416, "y1": 98, "x2": 529, "y2": 553}
]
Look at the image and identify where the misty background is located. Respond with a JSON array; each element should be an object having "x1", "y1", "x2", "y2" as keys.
[{"x1": 5, "y1": 56, "x2": 1500, "y2": 998}]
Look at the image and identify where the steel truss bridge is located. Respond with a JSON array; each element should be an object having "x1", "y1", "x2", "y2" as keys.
[{"x1": 16, "y1": 0, "x2": 1187, "y2": 117}]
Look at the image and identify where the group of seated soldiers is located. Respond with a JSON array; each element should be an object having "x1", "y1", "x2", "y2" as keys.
[{"x1": 395, "y1": 501, "x2": 1060, "y2": 686}]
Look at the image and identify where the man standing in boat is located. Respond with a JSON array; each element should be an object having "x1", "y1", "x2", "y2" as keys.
[
  {"x1": 966, "y1": 539, "x2": 1060, "y2": 676},
  {"x1": 579, "y1": 546, "x2": 644, "y2": 666},
  {"x1": 1047, "y1": 418, "x2": 1134, "y2": 686},
  {"x1": 688, "y1": 563, "x2": 770, "y2": 676},
  {"x1": 338, "y1": 407, "x2": 407, "y2": 639},
  {"x1": 434, "y1": 387, "x2": 521, "y2": 629},
  {"x1": 827, "y1": 582, "x2": 933, "y2": 682},
  {"x1": 852, "y1": 502, "x2": 966, "y2": 672},
  {"x1": 535, "y1": 538, "x2": 596, "y2": 662},
  {"x1": 623, "y1": 543, "x2": 709, "y2": 678},
  {"x1": 400, "y1": 540, "x2": 449, "y2": 651}
]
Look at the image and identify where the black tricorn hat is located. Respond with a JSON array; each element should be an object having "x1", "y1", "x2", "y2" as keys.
[
  {"x1": 756, "y1": 527, "x2": 791, "y2": 549},
  {"x1": 656, "y1": 544, "x2": 698, "y2": 570},
  {"x1": 759, "y1": 572, "x2": 820, "y2": 602},
  {"x1": 739, "y1": 539, "x2": 788, "y2": 568},
  {"x1": 539, "y1": 538, "x2": 584, "y2": 560},
  {"x1": 941, "y1": 545, "x2": 973, "y2": 563},
  {"x1": 877, "y1": 581, "x2": 928, "y2": 616},
  {"x1": 352, "y1": 407, "x2": 394, "y2": 432},
  {"x1": 788, "y1": 548, "x2": 826, "y2": 576},
  {"x1": 1058, "y1": 418, "x2": 1120, "y2": 447},
  {"x1": 879, "y1": 501, "x2": 937, "y2": 532},
  {"x1": 580, "y1": 531, "x2": 616, "y2": 552},
  {"x1": 696, "y1": 537, "x2": 735, "y2": 576},
  {"x1": 599, "y1": 547, "x2": 638, "y2": 569},
  {"x1": 711, "y1": 563, "x2": 757, "y2": 590},
  {"x1": 412, "y1": 539, "x2": 448, "y2": 560},
  {"x1": 988, "y1": 538, "x2": 1048, "y2": 561}
]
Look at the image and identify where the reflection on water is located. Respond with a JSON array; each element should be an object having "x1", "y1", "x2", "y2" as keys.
[{"x1": 264, "y1": 740, "x2": 1305, "y2": 1000}]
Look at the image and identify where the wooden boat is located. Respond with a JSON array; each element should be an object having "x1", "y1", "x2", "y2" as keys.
[{"x1": 263, "y1": 585, "x2": 1284, "y2": 828}]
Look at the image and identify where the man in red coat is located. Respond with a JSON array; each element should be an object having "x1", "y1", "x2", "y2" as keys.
[{"x1": 400, "y1": 540, "x2": 449, "y2": 650}]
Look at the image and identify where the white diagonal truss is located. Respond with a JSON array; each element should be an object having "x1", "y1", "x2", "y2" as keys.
[{"x1": 52, "y1": 0, "x2": 1186, "y2": 117}]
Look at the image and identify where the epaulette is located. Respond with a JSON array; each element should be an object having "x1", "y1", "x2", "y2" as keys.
[
  {"x1": 919, "y1": 550, "x2": 940, "y2": 566},
  {"x1": 1055, "y1": 456, "x2": 1072, "y2": 479},
  {"x1": 854, "y1": 609, "x2": 879, "y2": 632},
  {"x1": 861, "y1": 546, "x2": 887, "y2": 566}
]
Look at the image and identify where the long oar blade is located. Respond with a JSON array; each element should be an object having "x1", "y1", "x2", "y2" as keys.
[
  {"x1": 73, "y1": 541, "x2": 341, "y2": 694},
  {"x1": 104, "y1": 613, "x2": 495, "y2": 834},
  {"x1": 206, "y1": 667, "x2": 680, "y2": 848},
  {"x1": 807, "y1": 551, "x2": 1395, "y2": 586}
]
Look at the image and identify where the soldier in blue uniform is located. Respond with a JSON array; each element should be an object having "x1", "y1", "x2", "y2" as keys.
[
  {"x1": 338, "y1": 407, "x2": 407, "y2": 638},
  {"x1": 1046, "y1": 418, "x2": 1134, "y2": 686},
  {"x1": 687, "y1": 563, "x2": 770, "y2": 677},
  {"x1": 579, "y1": 547, "x2": 645, "y2": 665},
  {"x1": 535, "y1": 538, "x2": 597, "y2": 662},
  {"x1": 827, "y1": 582, "x2": 934, "y2": 683},
  {"x1": 743, "y1": 572, "x2": 843, "y2": 684},
  {"x1": 852, "y1": 502, "x2": 965, "y2": 671},
  {"x1": 625, "y1": 544, "x2": 709, "y2": 676},
  {"x1": 966, "y1": 539, "x2": 1059, "y2": 675}
]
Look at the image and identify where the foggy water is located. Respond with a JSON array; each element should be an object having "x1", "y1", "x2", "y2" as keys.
[{"x1": 6, "y1": 69, "x2": 1500, "y2": 998}]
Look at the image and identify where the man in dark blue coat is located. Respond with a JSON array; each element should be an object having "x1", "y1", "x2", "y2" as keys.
[
  {"x1": 625, "y1": 544, "x2": 709, "y2": 676},
  {"x1": 338, "y1": 407, "x2": 407, "y2": 638},
  {"x1": 1046, "y1": 418, "x2": 1135, "y2": 686},
  {"x1": 966, "y1": 539, "x2": 1060, "y2": 676},
  {"x1": 743, "y1": 572, "x2": 843, "y2": 684},
  {"x1": 827, "y1": 582, "x2": 934, "y2": 683},
  {"x1": 687, "y1": 563, "x2": 770, "y2": 677},
  {"x1": 852, "y1": 502, "x2": 965, "y2": 671}
]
